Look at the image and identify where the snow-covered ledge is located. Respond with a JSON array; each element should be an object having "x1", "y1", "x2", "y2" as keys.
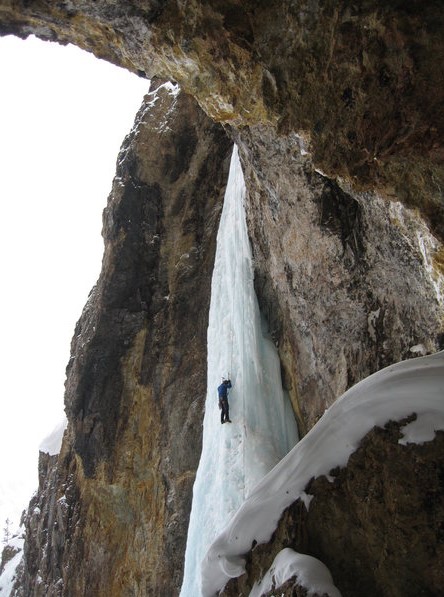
[
  {"x1": 201, "y1": 351, "x2": 444, "y2": 596},
  {"x1": 249, "y1": 548, "x2": 341, "y2": 597}
]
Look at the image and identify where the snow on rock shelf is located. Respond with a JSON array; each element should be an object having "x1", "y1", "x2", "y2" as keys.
[
  {"x1": 249, "y1": 548, "x2": 341, "y2": 597},
  {"x1": 0, "y1": 533, "x2": 24, "y2": 597},
  {"x1": 202, "y1": 350, "x2": 444, "y2": 596}
]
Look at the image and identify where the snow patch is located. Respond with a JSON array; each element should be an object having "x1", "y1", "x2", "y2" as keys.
[
  {"x1": 145, "y1": 81, "x2": 179, "y2": 106},
  {"x1": 249, "y1": 548, "x2": 341, "y2": 597},
  {"x1": 416, "y1": 230, "x2": 444, "y2": 305},
  {"x1": 0, "y1": 550, "x2": 22, "y2": 596},
  {"x1": 399, "y1": 412, "x2": 444, "y2": 445},
  {"x1": 367, "y1": 308, "x2": 380, "y2": 342},
  {"x1": 143, "y1": 81, "x2": 181, "y2": 133},
  {"x1": 409, "y1": 343, "x2": 427, "y2": 356},
  {"x1": 299, "y1": 491, "x2": 314, "y2": 511},
  {"x1": 39, "y1": 416, "x2": 67, "y2": 456},
  {"x1": 0, "y1": 534, "x2": 24, "y2": 597}
]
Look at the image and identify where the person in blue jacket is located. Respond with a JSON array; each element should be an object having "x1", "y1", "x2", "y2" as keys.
[{"x1": 218, "y1": 378, "x2": 232, "y2": 424}]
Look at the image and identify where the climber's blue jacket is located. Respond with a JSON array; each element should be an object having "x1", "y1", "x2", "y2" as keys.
[{"x1": 217, "y1": 380, "x2": 232, "y2": 398}]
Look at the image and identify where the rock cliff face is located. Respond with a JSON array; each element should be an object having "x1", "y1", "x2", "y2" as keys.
[
  {"x1": 2, "y1": 2, "x2": 444, "y2": 596},
  {"x1": 16, "y1": 83, "x2": 231, "y2": 596},
  {"x1": 235, "y1": 126, "x2": 443, "y2": 431}
]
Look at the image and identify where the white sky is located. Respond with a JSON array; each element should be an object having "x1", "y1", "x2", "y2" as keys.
[{"x1": 0, "y1": 35, "x2": 148, "y2": 532}]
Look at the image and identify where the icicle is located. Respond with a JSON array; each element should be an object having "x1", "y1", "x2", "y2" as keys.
[{"x1": 180, "y1": 145, "x2": 298, "y2": 597}]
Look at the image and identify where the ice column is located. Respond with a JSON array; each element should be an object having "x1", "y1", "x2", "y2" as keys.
[{"x1": 180, "y1": 146, "x2": 298, "y2": 596}]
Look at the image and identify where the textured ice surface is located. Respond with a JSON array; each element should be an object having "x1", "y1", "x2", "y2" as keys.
[{"x1": 180, "y1": 146, "x2": 298, "y2": 596}]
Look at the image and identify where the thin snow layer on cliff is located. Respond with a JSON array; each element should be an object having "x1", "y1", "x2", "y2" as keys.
[
  {"x1": 250, "y1": 548, "x2": 341, "y2": 597},
  {"x1": 202, "y1": 350, "x2": 444, "y2": 596},
  {"x1": 39, "y1": 415, "x2": 67, "y2": 456},
  {"x1": 0, "y1": 534, "x2": 24, "y2": 596},
  {"x1": 180, "y1": 146, "x2": 299, "y2": 596}
]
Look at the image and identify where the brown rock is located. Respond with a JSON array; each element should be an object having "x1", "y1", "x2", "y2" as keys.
[
  {"x1": 16, "y1": 82, "x2": 231, "y2": 596},
  {"x1": 235, "y1": 126, "x2": 443, "y2": 432}
]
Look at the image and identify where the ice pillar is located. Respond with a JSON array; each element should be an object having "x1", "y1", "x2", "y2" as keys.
[{"x1": 180, "y1": 145, "x2": 298, "y2": 596}]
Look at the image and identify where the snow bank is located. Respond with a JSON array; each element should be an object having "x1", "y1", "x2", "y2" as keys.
[
  {"x1": 202, "y1": 350, "x2": 444, "y2": 596},
  {"x1": 398, "y1": 411, "x2": 444, "y2": 445},
  {"x1": 180, "y1": 146, "x2": 298, "y2": 596},
  {"x1": 250, "y1": 548, "x2": 341, "y2": 597},
  {"x1": 0, "y1": 534, "x2": 24, "y2": 597},
  {"x1": 0, "y1": 550, "x2": 22, "y2": 596},
  {"x1": 39, "y1": 415, "x2": 67, "y2": 456}
]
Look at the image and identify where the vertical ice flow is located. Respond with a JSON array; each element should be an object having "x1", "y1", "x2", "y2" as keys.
[{"x1": 180, "y1": 145, "x2": 298, "y2": 596}]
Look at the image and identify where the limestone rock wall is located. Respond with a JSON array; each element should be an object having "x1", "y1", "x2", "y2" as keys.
[
  {"x1": 235, "y1": 127, "x2": 444, "y2": 432},
  {"x1": 16, "y1": 82, "x2": 231, "y2": 596},
  {"x1": 65, "y1": 84, "x2": 231, "y2": 595},
  {"x1": 17, "y1": 449, "x2": 76, "y2": 597}
]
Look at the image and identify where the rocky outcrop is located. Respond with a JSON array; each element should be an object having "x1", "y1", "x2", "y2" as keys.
[
  {"x1": 16, "y1": 82, "x2": 231, "y2": 596},
  {"x1": 235, "y1": 127, "x2": 444, "y2": 431},
  {"x1": 0, "y1": 1, "x2": 443, "y2": 239},
  {"x1": 222, "y1": 422, "x2": 444, "y2": 597},
  {"x1": 17, "y1": 451, "x2": 69, "y2": 596}
]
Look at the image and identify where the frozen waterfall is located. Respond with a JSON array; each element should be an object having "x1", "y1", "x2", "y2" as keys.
[{"x1": 180, "y1": 145, "x2": 299, "y2": 596}]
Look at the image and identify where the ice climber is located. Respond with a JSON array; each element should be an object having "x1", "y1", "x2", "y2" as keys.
[{"x1": 218, "y1": 378, "x2": 232, "y2": 424}]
